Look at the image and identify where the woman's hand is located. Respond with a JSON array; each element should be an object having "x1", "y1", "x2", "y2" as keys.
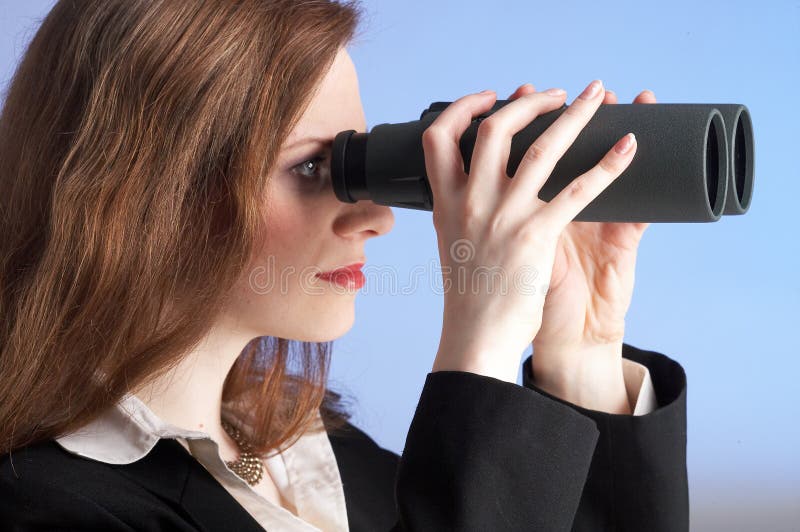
[
  {"x1": 423, "y1": 80, "x2": 638, "y2": 384},
  {"x1": 507, "y1": 84, "x2": 657, "y2": 413}
]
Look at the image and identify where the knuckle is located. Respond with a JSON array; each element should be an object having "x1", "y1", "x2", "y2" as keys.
[
  {"x1": 422, "y1": 126, "x2": 444, "y2": 149},
  {"x1": 460, "y1": 199, "x2": 481, "y2": 226},
  {"x1": 566, "y1": 177, "x2": 588, "y2": 198},
  {"x1": 597, "y1": 155, "x2": 621, "y2": 176},
  {"x1": 562, "y1": 104, "x2": 585, "y2": 119},
  {"x1": 476, "y1": 117, "x2": 502, "y2": 139},
  {"x1": 515, "y1": 220, "x2": 553, "y2": 247},
  {"x1": 522, "y1": 141, "x2": 549, "y2": 165}
]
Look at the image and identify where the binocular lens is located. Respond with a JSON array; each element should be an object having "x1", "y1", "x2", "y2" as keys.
[
  {"x1": 707, "y1": 117, "x2": 721, "y2": 214},
  {"x1": 730, "y1": 107, "x2": 754, "y2": 213}
]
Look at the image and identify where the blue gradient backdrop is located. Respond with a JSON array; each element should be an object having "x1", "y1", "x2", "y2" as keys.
[{"x1": 2, "y1": 1, "x2": 798, "y2": 530}]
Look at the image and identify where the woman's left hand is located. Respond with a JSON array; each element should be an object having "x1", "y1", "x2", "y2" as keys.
[{"x1": 504, "y1": 83, "x2": 657, "y2": 413}]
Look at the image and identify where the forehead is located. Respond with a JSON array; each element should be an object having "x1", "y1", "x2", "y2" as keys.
[{"x1": 285, "y1": 48, "x2": 366, "y2": 144}]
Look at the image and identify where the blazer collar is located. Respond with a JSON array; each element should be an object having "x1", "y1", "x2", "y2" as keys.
[
  {"x1": 53, "y1": 391, "x2": 348, "y2": 531},
  {"x1": 53, "y1": 393, "x2": 266, "y2": 530}
]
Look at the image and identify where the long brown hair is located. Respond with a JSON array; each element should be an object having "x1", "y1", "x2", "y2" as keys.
[{"x1": 0, "y1": 0, "x2": 364, "y2": 455}]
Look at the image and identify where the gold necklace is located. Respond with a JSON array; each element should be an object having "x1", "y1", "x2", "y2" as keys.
[{"x1": 221, "y1": 419, "x2": 264, "y2": 486}]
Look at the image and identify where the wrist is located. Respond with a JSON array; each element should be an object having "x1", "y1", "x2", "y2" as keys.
[
  {"x1": 434, "y1": 334, "x2": 522, "y2": 384},
  {"x1": 530, "y1": 341, "x2": 631, "y2": 414}
]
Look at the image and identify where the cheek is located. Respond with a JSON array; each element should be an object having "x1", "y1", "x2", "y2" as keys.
[{"x1": 261, "y1": 183, "x2": 327, "y2": 268}]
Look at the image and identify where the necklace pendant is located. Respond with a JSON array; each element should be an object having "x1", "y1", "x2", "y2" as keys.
[{"x1": 222, "y1": 420, "x2": 264, "y2": 486}]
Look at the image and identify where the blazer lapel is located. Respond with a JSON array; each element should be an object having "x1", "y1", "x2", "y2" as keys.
[{"x1": 113, "y1": 438, "x2": 266, "y2": 532}]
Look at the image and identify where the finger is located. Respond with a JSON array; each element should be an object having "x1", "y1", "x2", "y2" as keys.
[
  {"x1": 421, "y1": 90, "x2": 498, "y2": 198},
  {"x1": 507, "y1": 83, "x2": 536, "y2": 100},
  {"x1": 466, "y1": 88, "x2": 568, "y2": 210},
  {"x1": 603, "y1": 89, "x2": 618, "y2": 105},
  {"x1": 502, "y1": 80, "x2": 606, "y2": 213},
  {"x1": 633, "y1": 89, "x2": 657, "y2": 104},
  {"x1": 539, "y1": 132, "x2": 637, "y2": 231}
]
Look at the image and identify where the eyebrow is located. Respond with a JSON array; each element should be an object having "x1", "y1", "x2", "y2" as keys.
[{"x1": 283, "y1": 136, "x2": 333, "y2": 151}]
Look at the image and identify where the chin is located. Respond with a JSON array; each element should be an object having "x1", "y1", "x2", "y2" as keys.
[
  {"x1": 290, "y1": 310, "x2": 355, "y2": 343},
  {"x1": 292, "y1": 325, "x2": 352, "y2": 343}
]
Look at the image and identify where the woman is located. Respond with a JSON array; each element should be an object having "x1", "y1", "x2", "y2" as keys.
[{"x1": 0, "y1": 1, "x2": 688, "y2": 531}]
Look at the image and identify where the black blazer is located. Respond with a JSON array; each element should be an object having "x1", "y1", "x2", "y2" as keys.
[{"x1": 0, "y1": 343, "x2": 688, "y2": 531}]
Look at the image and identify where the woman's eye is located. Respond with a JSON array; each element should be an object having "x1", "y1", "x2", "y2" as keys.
[{"x1": 292, "y1": 154, "x2": 328, "y2": 180}]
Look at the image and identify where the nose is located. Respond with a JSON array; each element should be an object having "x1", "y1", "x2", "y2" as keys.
[{"x1": 332, "y1": 201, "x2": 395, "y2": 240}]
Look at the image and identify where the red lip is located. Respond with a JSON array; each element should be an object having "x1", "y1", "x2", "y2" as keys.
[
  {"x1": 316, "y1": 262, "x2": 365, "y2": 278},
  {"x1": 316, "y1": 262, "x2": 366, "y2": 290}
]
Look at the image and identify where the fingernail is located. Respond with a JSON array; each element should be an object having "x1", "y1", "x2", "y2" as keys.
[
  {"x1": 579, "y1": 80, "x2": 603, "y2": 100},
  {"x1": 480, "y1": 89, "x2": 495, "y2": 94},
  {"x1": 614, "y1": 133, "x2": 636, "y2": 154},
  {"x1": 544, "y1": 88, "x2": 566, "y2": 96}
]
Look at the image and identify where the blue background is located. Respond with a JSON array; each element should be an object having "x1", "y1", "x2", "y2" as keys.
[{"x1": 2, "y1": 1, "x2": 797, "y2": 530}]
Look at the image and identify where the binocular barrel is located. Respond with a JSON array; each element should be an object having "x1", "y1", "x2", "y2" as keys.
[{"x1": 331, "y1": 101, "x2": 754, "y2": 222}]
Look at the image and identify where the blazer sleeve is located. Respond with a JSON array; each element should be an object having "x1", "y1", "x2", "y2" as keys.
[
  {"x1": 521, "y1": 342, "x2": 689, "y2": 532},
  {"x1": 388, "y1": 342, "x2": 688, "y2": 532}
]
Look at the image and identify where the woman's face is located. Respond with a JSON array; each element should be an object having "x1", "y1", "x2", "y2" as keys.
[{"x1": 228, "y1": 47, "x2": 395, "y2": 343}]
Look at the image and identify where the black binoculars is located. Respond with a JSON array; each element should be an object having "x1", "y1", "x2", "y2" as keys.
[{"x1": 331, "y1": 100, "x2": 754, "y2": 222}]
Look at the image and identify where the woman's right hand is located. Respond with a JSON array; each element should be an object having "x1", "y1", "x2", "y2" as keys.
[{"x1": 423, "y1": 80, "x2": 638, "y2": 383}]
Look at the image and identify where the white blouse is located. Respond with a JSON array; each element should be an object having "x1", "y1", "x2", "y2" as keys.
[{"x1": 55, "y1": 358, "x2": 656, "y2": 531}]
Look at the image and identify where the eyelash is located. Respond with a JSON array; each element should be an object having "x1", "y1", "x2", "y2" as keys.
[{"x1": 292, "y1": 153, "x2": 328, "y2": 180}]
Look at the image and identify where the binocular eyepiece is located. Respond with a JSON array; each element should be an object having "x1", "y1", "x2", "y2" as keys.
[{"x1": 331, "y1": 100, "x2": 754, "y2": 222}]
